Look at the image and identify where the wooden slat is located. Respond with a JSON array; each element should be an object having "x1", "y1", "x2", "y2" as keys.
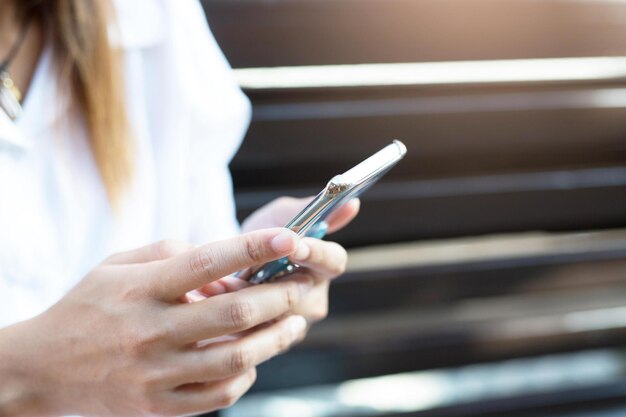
[
  {"x1": 235, "y1": 173, "x2": 626, "y2": 247},
  {"x1": 203, "y1": 0, "x2": 626, "y2": 68},
  {"x1": 200, "y1": 2, "x2": 626, "y2": 414},
  {"x1": 233, "y1": 86, "x2": 626, "y2": 187}
]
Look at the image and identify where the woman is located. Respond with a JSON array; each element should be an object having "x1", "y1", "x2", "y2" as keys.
[{"x1": 0, "y1": 0, "x2": 359, "y2": 415}]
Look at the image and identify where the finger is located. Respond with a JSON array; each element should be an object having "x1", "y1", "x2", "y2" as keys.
[
  {"x1": 174, "y1": 315, "x2": 306, "y2": 384},
  {"x1": 148, "y1": 228, "x2": 298, "y2": 301},
  {"x1": 104, "y1": 240, "x2": 195, "y2": 265},
  {"x1": 286, "y1": 276, "x2": 330, "y2": 323},
  {"x1": 198, "y1": 276, "x2": 251, "y2": 297},
  {"x1": 171, "y1": 276, "x2": 313, "y2": 343},
  {"x1": 289, "y1": 238, "x2": 348, "y2": 279},
  {"x1": 325, "y1": 198, "x2": 360, "y2": 234},
  {"x1": 168, "y1": 368, "x2": 257, "y2": 415}
]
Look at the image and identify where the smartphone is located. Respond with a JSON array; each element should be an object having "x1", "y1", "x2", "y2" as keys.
[{"x1": 248, "y1": 140, "x2": 407, "y2": 284}]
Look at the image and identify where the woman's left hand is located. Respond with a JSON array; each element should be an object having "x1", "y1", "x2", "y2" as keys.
[{"x1": 198, "y1": 196, "x2": 360, "y2": 324}]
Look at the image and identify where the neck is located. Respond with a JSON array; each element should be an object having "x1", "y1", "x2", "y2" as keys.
[{"x1": 0, "y1": 1, "x2": 27, "y2": 65}]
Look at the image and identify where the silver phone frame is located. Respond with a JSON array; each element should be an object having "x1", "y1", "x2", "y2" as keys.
[
  {"x1": 247, "y1": 140, "x2": 407, "y2": 284},
  {"x1": 284, "y1": 140, "x2": 407, "y2": 237}
]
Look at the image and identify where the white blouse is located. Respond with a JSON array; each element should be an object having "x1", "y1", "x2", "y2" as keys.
[{"x1": 0, "y1": 0, "x2": 251, "y2": 328}]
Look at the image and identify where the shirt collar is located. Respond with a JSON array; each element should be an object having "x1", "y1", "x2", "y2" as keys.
[
  {"x1": 0, "y1": 47, "x2": 55, "y2": 153},
  {"x1": 0, "y1": 42, "x2": 77, "y2": 153},
  {"x1": 0, "y1": 109, "x2": 31, "y2": 152},
  {"x1": 0, "y1": 0, "x2": 164, "y2": 152},
  {"x1": 8, "y1": 47, "x2": 69, "y2": 152}
]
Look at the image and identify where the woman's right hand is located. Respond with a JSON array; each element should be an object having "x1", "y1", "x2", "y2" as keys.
[{"x1": 0, "y1": 228, "x2": 310, "y2": 417}]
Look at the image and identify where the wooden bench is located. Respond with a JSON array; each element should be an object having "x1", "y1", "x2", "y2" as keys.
[{"x1": 202, "y1": 1, "x2": 626, "y2": 415}]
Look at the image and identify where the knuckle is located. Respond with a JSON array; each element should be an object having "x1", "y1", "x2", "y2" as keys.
[
  {"x1": 137, "y1": 369, "x2": 166, "y2": 393},
  {"x1": 276, "y1": 327, "x2": 293, "y2": 352},
  {"x1": 242, "y1": 235, "x2": 265, "y2": 264},
  {"x1": 218, "y1": 393, "x2": 238, "y2": 409},
  {"x1": 219, "y1": 382, "x2": 246, "y2": 409},
  {"x1": 226, "y1": 299, "x2": 256, "y2": 329},
  {"x1": 218, "y1": 369, "x2": 257, "y2": 409},
  {"x1": 230, "y1": 345, "x2": 255, "y2": 374},
  {"x1": 154, "y1": 239, "x2": 182, "y2": 260},
  {"x1": 189, "y1": 249, "x2": 213, "y2": 277},
  {"x1": 126, "y1": 326, "x2": 168, "y2": 357},
  {"x1": 119, "y1": 283, "x2": 147, "y2": 303},
  {"x1": 135, "y1": 386, "x2": 166, "y2": 416},
  {"x1": 283, "y1": 282, "x2": 301, "y2": 310}
]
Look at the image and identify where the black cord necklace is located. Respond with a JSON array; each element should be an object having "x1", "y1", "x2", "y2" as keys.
[{"x1": 0, "y1": 15, "x2": 32, "y2": 120}]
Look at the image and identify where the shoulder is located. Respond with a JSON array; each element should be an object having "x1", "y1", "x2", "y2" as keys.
[{"x1": 110, "y1": 0, "x2": 243, "y2": 117}]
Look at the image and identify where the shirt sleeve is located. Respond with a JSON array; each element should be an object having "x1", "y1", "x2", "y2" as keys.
[{"x1": 163, "y1": 0, "x2": 252, "y2": 244}]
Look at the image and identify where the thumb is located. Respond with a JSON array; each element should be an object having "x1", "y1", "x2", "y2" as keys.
[{"x1": 242, "y1": 197, "x2": 313, "y2": 232}]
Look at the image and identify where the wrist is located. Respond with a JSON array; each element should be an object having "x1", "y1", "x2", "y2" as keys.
[{"x1": 0, "y1": 319, "x2": 53, "y2": 417}]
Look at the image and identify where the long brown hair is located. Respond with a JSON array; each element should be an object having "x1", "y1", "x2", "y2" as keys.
[{"x1": 19, "y1": 0, "x2": 133, "y2": 205}]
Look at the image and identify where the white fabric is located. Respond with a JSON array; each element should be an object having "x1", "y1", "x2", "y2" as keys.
[{"x1": 0, "y1": 0, "x2": 251, "y2": 328}]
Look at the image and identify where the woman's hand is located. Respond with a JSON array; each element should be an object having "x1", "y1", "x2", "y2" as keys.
[
  {"x1": 0, "y1": 229, "x2": 310, "y2": 417},
  {"x1": 232, "y1": 197, "x2": 360, "y2": 323}
]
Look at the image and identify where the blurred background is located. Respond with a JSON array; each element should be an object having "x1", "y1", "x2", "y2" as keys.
[{"x1": 202, "y1": 0, "x2": 626, "y2": 416}]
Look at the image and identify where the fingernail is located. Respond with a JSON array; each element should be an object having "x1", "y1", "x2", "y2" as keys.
[
  {"x1": 292, "y1": 241, "x2": 310, "y2": 261},
  {"x1": 271, "y1": 230, "x2": 298, "y2": 253},
  {"x1": 287, "y1": 315, "x2": 307, "y2": 340}
]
